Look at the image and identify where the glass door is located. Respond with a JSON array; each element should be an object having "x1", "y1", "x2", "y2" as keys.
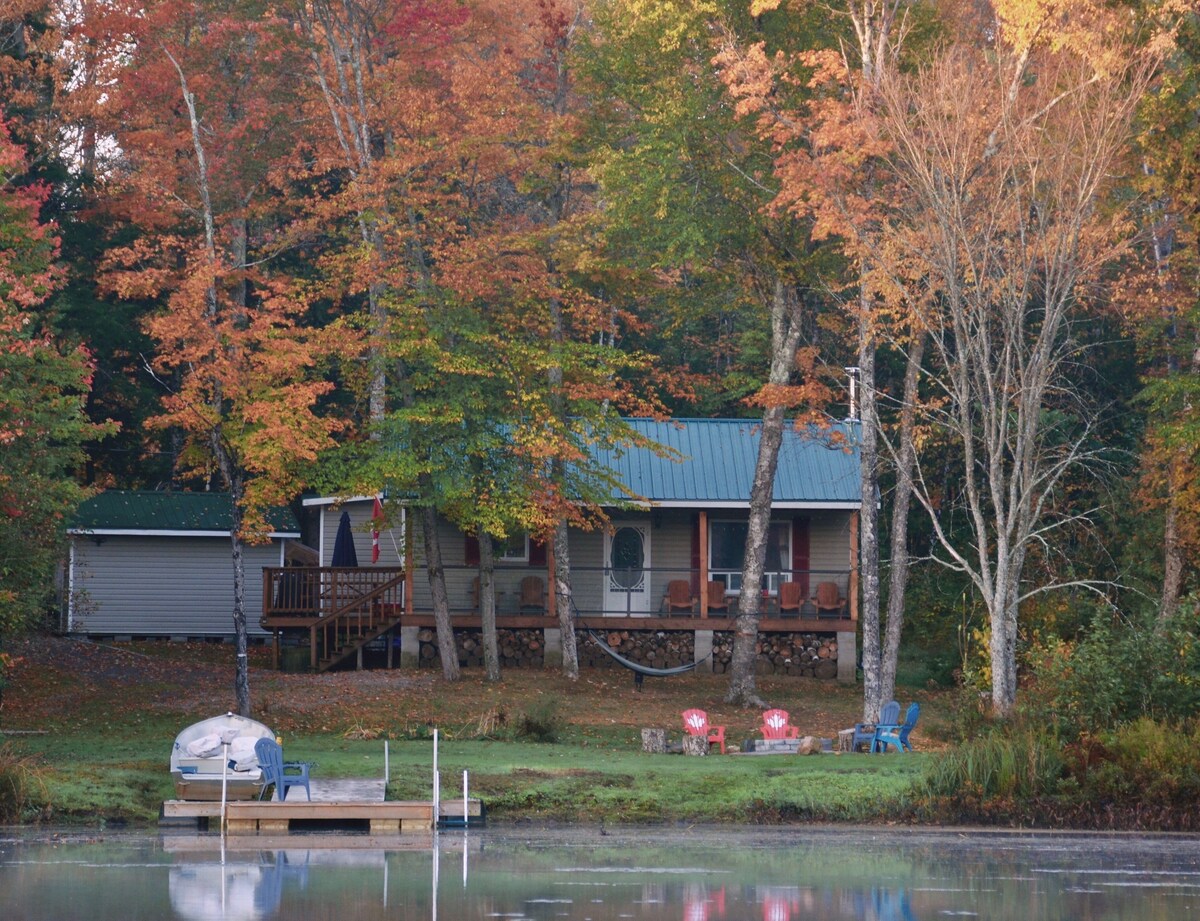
[{"x1": 603, "y1": 522, "x2": 651, "y2": 615}]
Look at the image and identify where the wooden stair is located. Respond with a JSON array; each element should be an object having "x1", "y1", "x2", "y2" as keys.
[
  {"x1": 309, "y1": 576, "x2": 405, "y2": 672},
  {"x1": 315, "y1": 605, "x2": 404, "y2": 672}
]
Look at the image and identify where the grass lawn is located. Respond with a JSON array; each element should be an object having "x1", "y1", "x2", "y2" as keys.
[{"x1": 0, "y1": 634, "x2": 945, "y2": 826}]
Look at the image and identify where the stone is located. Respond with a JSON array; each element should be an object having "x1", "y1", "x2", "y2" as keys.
[
  {"x1": 641, "y1": 728, "x2": 667, "y2": 754},
  {"x1": 796, "y1": 735, "x2": 823, "y2": 755}
]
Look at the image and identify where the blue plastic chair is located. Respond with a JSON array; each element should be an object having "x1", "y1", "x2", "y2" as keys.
[
  {"x1": 254, "y1": 737, "x2": 312, "y2": 801},
  {"x1": 873, "y1": 702, "x2": 920, "y2": 753},
  {"x1": 850, "y1": 700, "x2": 898, "y2": 752}
]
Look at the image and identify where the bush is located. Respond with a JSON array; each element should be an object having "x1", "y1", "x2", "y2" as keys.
[
  {"x1": 1024, "y1": 601, "x2": 1200, "y2": 734},
  {"x1": 515, "y1": 697, "x2": 560, "y2": 743}
]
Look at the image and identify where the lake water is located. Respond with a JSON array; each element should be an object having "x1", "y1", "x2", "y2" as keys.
[{"x1": 2, "y1": 827, "x2": 1199, "y2": 920}]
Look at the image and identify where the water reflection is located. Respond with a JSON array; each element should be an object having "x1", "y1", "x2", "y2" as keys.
[{"x1": 2, "y1": 829, "x2": 1200, "y2": 921}]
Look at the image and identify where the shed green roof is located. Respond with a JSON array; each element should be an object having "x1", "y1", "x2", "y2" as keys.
[
  {"x1": 594, "y1": 418, "x2": 861, "y2": 508},
  {"x1": 70, "y1": 490, "x2": 301, "y2": 536}
]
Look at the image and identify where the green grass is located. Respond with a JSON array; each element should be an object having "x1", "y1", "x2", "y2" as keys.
[
  {"x1": 0, "y1": 635, "x2": 943, "y2": 827},
  {"x1": 386, "y1": 740, "x2": 927, "y2": 823},
  {"x1": 4, "y1": 730, "x2": 926, "y2": 826}
]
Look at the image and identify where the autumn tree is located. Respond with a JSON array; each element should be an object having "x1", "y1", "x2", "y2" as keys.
[
  {"x1": 720, "y1": 0, "x2": 927, "y2": 720},
  {"x1": 0, "y1": 115, "x2": 108, "y2": 635},
  {"x1": 582, "y1": 0, "x2": 839, "y2": 705},
  {"x1": 871, "y1": 25, "x2": 1156, "y2": 713},
  {"x1": 1121, "y1": 6, "x2": 1200, "y2": 619},
  {"x1": 93, "y1": 0, "x2": 340, "y2": 714}
]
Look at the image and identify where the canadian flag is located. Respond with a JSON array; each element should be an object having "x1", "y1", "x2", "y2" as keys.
[{"x1": 371, "y1": 497, "x2": 383, "y2": 563}]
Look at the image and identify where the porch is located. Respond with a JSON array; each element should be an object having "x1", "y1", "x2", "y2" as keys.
[{"x1": 260, "y1": 561, "x2": 857, "y2": 674}]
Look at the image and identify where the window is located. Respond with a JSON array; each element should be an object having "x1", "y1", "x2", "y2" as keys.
[
  {"x1": 497, "y1": 532, "x2": 530, "y2": 563},
  {"x1": 709, "y1": 520, "x2": 791, "y2": 594}
]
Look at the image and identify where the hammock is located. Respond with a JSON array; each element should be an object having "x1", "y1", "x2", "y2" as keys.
[{"x1": 585, "y1": 628, "x2": 709, "y2": 690}]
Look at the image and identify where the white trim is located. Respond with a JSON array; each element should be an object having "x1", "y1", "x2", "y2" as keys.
[
  {"x1": 301, "y1": 494, "x2": 378, "y2": 507},
  {"x1": 67, "y1": 528, "x2": 300, "y2": 539},
  {"x1": 610, "y1": 500, "x2": 860, "y2": 510},
  {"x1": 497, "y1": 532, "x2": 531, "y2": 563},
  {"x1": 304, "y1": 494, "x2": 858, "y2": 511},
  {"x1": 318, "y1": 510, "x2": 326, "y2": 565},
  {"x1": 66, "y1": 539, "x2": 76, "y2": 632}
]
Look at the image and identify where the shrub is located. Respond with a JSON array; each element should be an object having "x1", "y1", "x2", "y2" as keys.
[
  {"x1": 0, "y1": 743, "x2": 43, "y2": 824},
  {"x1": 515, "y1": 697, "x2": 560, "y2": 743},
  {"x1": 1023, "y1": 600, "x2": 1200, "y2": 735}
]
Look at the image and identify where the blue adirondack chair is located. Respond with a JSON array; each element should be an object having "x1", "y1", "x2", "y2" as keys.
[
  {"x1": 873, "y1": 702, "x2": 920, "y2": 753},
  {"x1": 254, "y1": 737, "x2": 312, "y2": 801},
  {"x1": 850, "y1": 700, "x2": 899, "y2": 753}
]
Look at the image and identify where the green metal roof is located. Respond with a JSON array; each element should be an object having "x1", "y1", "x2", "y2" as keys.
[
  {"x1": 70, "y1": 490, "x2": 301, "y2": 536},
  {"x1": 593, "y1": 418, "x2": 861, "y2": 508}
]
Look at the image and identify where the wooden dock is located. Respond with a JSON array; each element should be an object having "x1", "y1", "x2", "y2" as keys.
[
  {"x1": 161, "y1": 796, "x2": 483, "y2": 834},
  {"x1": 162, "y1": 799, "x2": 434, "y2": 834}
]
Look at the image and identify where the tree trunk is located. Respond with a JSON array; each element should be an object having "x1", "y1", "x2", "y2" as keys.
[
  {"x1": 554, "y1": 517, "x2": 579, "y2": 678},
  {"x1": 725, "y1": 279, "x2": 802, "y2": 708},
  {"x1": 225, "y1": 473, "x2": 251, "y2": 717},
  {"x1": 170, "y1": 48, "x2": 251, "y2": 717},
  {"x1": 1160, "y1": 482, "x2": 1183, "y2": 621},
  {"x1": 420, "y1": 501, "x2": 460, "y2": 681},
  {"x1": 857, "y1": 300, "x2": 882, "y2": 721},
  {"x1": 879, "y1": 333, "x2": 924, "y2": 707},
  {"x1": 478, "y1": 531, "x2": 500, "y2": 681}
]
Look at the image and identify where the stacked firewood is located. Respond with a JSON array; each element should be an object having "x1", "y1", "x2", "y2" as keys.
[
  {"x1": 710, "y1": 631, "x2": 838, "y2": 677},
  {"x1": 417, "y1": 628, "x2": 545, "y2": 668},
  {"x1": 577, "y1": 629, "x2": 695, "y2": 669},
  {"x1": 416, "y1": 627, "x2": 838, "y2": 677}
]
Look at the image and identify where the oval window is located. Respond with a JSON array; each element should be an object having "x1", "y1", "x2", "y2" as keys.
[{"x1": 609, "y1": 527, "x2": 644, "y2": 589}]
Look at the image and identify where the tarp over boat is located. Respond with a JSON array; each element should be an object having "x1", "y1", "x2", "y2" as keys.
[{"x1": 170, "y1": 712, "x2": 274, "y2": 801}]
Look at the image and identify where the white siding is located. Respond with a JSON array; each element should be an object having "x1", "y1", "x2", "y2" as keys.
[{"x1": 68, "y1": 536, "x2": 282, "y2": 636}]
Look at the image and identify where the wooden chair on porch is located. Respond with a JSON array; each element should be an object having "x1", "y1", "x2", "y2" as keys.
[
  {"x1": 666, "y1": 579, "x2": 695, "y2": 613},
  {"x1": 705, "y1": 581, "x2": 729, "y2": 616},
  {"x1": 778, "y1": 581, "x2": 803, "y2": 617},
  {"x1": 518, "y1": 575, "x2": 545, "y2": 613},
  {"x1": 812, "y1": 581, "x2": 846, "y2": 618}
]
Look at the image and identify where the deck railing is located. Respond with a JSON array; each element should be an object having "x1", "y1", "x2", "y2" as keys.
[
  {"x1": 262, "y1": 564, "x2": 852, "y2": 623},
  {"x1": 262, "y1": 566, "x2": 406, "y2": 619},
  {"x1": 410, "y1": 565, "x2": 853, "y2": 620}
]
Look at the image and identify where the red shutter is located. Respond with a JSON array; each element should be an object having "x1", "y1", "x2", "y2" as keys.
[
  {"x1": 465, "y1": 535, "x2": 480, "y2": 567},
  {"x1": 792, "y1": 517, "x2": 810, "y2": 600},
  {"x1": 690, "y1": 514, "x2": 701, "y2": 594},
  {"x1": 529, "y1": 538, "x2": 547, "y2": 566}
]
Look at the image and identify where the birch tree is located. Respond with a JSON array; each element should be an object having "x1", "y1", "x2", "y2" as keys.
[{"x1": 874, "y1": 35, "x2": 1155, "y2": 713}]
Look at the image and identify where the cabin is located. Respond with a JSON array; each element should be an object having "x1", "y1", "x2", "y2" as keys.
[
  {"x1": 64, "y1": 490, "x2": 304, "y2": 640},
  {"x1": 266, "y1": 419, "x2": 862, "y2": 681}
]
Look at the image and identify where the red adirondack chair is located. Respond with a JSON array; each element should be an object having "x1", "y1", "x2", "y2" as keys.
[
  {"x1": 682, "y1": 708, "x2": 726, "y2": 754},
  {"x1": 759, "y1": 708, "x2": 799, "y2": 741}
]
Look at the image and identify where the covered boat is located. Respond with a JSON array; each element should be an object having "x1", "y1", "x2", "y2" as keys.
[{"x1": 170, "y1": 713, "x2": 274, "y2": 801}]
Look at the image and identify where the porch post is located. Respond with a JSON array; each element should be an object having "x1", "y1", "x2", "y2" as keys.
[
  {"x1": 849, "y1": 511, "x2": 859, "y2": 623},
  {"x1": 699, "y1": 511, "x2": 709, "y2": 618},
  {"x1": 404, "y1": 510, "x2": 414, "y2": 617}
]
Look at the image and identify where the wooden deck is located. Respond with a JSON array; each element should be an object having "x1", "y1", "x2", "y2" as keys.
[
  {"x1": 162, "y1": 776, "x2": 483, "y2": 834},
  {"x1": 161, "y1": 798, "x2": 483, "y2": 834}
]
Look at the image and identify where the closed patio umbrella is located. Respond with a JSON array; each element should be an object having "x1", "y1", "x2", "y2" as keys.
[{"x1": 331, "y1": 510, "x2": 358, "y2": 567}]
